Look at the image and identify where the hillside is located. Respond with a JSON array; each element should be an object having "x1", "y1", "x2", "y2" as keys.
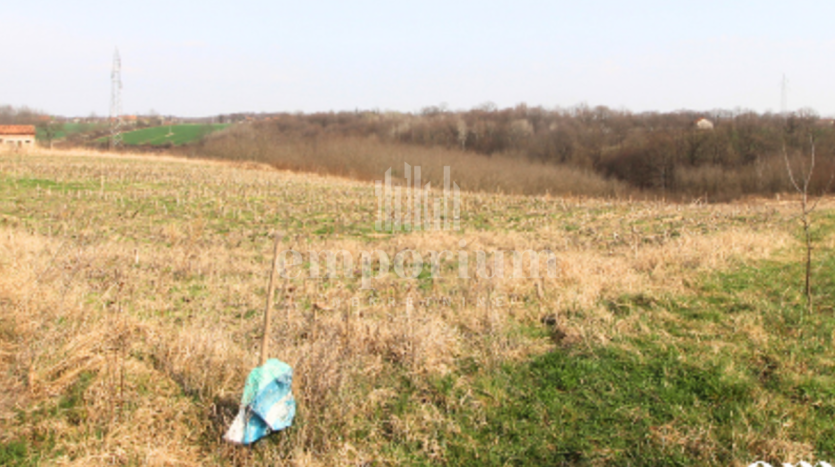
[
  {"x1": 1, "y1": 150, "x2": 834, "y2": 465},
  {"x1": 35, "y1": 122, "x2": 108, "y2": 141},
  {"x1": 196, "y1": 108, "x2": 835, "y2": 201},
  {"x1": 96, "y1": 124, "x2": 229, "y2": 146}
]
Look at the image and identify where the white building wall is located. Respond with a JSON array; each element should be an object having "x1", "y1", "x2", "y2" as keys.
[{"x1": 0, "y1": 135, "x2": 36, "y2": 151}]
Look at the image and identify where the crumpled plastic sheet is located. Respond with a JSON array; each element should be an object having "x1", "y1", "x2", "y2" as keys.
[{"x1": 224, "y1": 358, "x2": 296, "y2": 445}]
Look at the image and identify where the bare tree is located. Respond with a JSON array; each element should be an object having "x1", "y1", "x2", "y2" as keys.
[
  {"x1": 37, "y1": 120, "x2": 64, "y2": 149},
  {"x1": 783, "y1": 134, "x2": 834, "y2": 312}
]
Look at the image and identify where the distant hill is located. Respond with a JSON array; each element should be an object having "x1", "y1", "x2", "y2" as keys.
[
  {"x1": 36, "y1": 122, "x2": 108, "y2": 141},
  {"x1": 97, "y1": 124, "x2": 230, "y2": 146}
]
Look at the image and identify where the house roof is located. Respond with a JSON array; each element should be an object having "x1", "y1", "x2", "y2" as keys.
[{"x1": 0, "y1": 125, "x2": 36, "y2": 136}]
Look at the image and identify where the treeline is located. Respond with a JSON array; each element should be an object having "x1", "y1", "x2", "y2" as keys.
[
  {"x1": 0, "y1": 105, "x2": 47, "y2": 125},
  {"x1": 195, "y1": 104, "x2": 835, "y2": 200},
  {"x1": 8, "y1": 101, "x2": 831, "y2": 200}
]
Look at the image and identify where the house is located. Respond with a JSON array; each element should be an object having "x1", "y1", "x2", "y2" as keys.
[
  {"x1": 695, "y1": 118, "x2": 714, "y2": 131},
  {"x1": 0, "y1": 125, "x2": 36, "y2": 151}
]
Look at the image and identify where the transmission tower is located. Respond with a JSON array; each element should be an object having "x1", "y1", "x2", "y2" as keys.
[{"x1": 110, "y1": 48, "x2": 123, "y2": 149}]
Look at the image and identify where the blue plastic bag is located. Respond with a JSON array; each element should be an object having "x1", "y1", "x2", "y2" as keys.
[{"x1": 224, "y1": 359, "x2": 296, "y2": 445}]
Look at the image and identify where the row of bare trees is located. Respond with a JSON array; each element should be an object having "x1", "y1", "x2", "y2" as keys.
[
  {"x1": 200, "y1": 105, "x2": 834, "y2": 200},
  {"x1": 0, "y1": 105, "x2": 47, "y2": 125}
]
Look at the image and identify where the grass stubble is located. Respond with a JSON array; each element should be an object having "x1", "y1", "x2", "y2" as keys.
[{"x1": 0, "y1": 149, "x2": 832, "y2": 465}]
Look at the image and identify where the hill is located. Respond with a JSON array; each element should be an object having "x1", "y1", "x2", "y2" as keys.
[
  {"x1": 35, "y1": 122, "x2": 108, "y2": 141},
  {"x1": 97, "y1": 123, "x2": 229, "y2": 146},
  {"x1": 196, "y1": 108, "x2": 835, "y2": 201}
]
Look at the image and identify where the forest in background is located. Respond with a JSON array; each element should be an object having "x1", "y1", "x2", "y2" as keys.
[
  {"x1": 5, "y1": 103, "x2": 834, "y2": 201},
  {"x1": 194, "y1": 104, "x2": 835, "y2": 201}
]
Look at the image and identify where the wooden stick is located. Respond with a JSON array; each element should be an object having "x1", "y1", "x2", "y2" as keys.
[{"x1": 260, "y1": 232, "x2": 283, "y2": 366}]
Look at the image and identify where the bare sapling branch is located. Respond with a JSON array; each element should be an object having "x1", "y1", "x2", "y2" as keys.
[{"x1": 783, "y1": 134, "x2": 833, "y2": 312}]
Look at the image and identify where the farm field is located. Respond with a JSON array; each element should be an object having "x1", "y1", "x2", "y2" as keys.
[
  {"x1": 35, "y1": 122, "x2": 109, "y2": 142},
  {"x1": 96, "y1": 124, "x2": 230, "y2": 146},
  {"x1": 1, "y1": 150, "x2": 834, "y2": 466}
]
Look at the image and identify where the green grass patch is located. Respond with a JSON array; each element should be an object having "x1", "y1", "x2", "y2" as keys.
[
  {"x1": 35, "y1": 122, "x2": 108, "y2": 141},
  {"x1": 392, "y1": 237, "x2": 835, "y2": 465},
  {"x1": 437, "y1": 346, "x2": 752, "y2": 465},
  {"x1": 96, "y1": 124, "x2": 229, "y2": 146},
  {"x1": 0, "y1": 441, "x2": 31, "y2": 467}
]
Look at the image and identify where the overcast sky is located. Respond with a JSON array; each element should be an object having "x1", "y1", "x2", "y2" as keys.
[{"x1": 2, "y1": 0, "x2": 834, "y2": 117}]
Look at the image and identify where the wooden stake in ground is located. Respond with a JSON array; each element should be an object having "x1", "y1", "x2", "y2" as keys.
[
  {"x1": 224, "y1": 230, "x2": 296, "y2": 445},
  {"x1": 260, "y1": 232, "x2": 283, "y2": 366}
]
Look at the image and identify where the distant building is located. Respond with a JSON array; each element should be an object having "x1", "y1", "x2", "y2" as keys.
[
  {"x1": 695, "y1": 118, "x2": 714, "y2": 131},
  {"x1": 0, "y1": 125, "x2": 36, "y2": 151}
]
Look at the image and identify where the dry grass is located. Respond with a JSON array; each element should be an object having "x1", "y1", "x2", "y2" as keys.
[
  {"x1": 0, "y1": 149, "x2": 819, "y2": 465},
  {"x1": 197, "y1": 129, "x2": 632, "y2": 197}
]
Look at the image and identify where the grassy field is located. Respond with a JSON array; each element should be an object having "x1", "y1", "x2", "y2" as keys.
[
  {"x1": 0, "y1": 150, "x2": 834, "y2": 466},
  {"x1": 96, "y1": 124, "x2": 230, "y2": 146},
  {"x1": 35, "y1": 122, "x2": 109, "y2": 141}
]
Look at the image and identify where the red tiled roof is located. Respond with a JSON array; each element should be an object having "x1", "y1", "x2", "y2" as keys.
[{"x1": 0, "y1": 125, "x2": 36, "y2": 136}]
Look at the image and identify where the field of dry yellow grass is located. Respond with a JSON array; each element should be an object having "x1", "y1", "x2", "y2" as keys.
[{"x1": 1, "y1": 149, "x2": 834, "y2": 466}]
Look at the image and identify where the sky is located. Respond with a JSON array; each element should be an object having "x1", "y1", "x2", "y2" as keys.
[{"x1": 2, "y1": 0, "x2": 834, "y2": 117}]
